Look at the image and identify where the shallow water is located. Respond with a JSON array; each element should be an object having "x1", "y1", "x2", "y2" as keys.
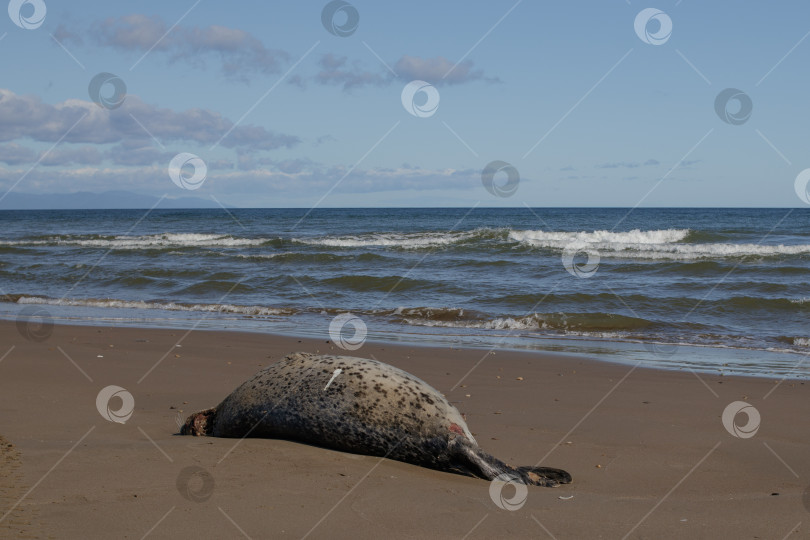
[{"x1": 1, "y1": 207, "x2": 808, "y2": 377}]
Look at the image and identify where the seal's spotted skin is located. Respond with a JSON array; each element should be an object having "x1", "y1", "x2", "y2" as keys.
[{"x1": 181, "y1": 352, "x2": 571, "y2": 486}]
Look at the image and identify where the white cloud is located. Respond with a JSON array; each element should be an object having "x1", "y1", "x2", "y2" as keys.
[
  {"x1": 310, "y1": 54, "x2": 497, "y2": 91},
  {"x1": 0, "y1": 89, "x2": 299, "y2": 153},
  {"x1": 393, "y1": 55, "x2": 495, "y2": 85},
  {"x1": 0, "y1": 143, "x2": 37, "y2": 165},
  {"x1": 55, "y1": 15, "x2": 290, "y2": 80}
]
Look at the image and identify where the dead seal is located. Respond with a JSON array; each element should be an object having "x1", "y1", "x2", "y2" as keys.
[{"x1": 181, "y1": 352, "x2": 571, "y2": 486}]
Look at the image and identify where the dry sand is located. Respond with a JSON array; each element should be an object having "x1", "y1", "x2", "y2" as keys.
[{"x1": 0, "y1": 320, "x2": 808, "y2": 539}]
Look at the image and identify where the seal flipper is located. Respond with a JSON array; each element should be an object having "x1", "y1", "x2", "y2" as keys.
[
  {"x1": 515, "y1": 465, "x2": 572, "y2": 487},
  {"x1": 452, "y1": 439, "x2": 571, "y2": 487}
]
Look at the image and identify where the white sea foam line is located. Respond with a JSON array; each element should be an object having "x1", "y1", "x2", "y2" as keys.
[
  {"x1": 7, "y1": 232, "x2": 267, "y2": 248},
  {"x1": 508, "y1": 228, "x2": 810, "y2": 259},
  {"x1": 508, "y1": 228, "x2": 690, "y2": 244},
  {"x1": 16, "y1": 296, "x2": 290, "y2": 317},
  {"x1": 403, "y1": 316, "x2": 547, "y2": 331},
  {"x1": 294, "y1": 230, "x2": 478, "y2": 248},
  {"x1": 16, "y1": 227, "x2": 810, "y2": 258}
]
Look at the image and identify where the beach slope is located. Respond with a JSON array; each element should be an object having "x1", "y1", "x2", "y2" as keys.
[{"x1": 0, "y1": 321, "x2": 807, "y2": 539}]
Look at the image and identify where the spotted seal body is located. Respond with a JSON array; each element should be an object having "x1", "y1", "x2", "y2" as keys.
[{"x1": 181, "y1": 352, "x2": 571, "y2": 486}]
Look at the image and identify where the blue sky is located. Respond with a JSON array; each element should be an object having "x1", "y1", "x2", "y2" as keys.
[{"x1": 0, "y1": 0, "x2": 808, "y2": 207}]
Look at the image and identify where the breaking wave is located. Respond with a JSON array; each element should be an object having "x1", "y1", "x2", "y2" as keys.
[
  {"x1": 11, "y1": 295, "x2": 293, "y2": 316},
  {"x1": 509, "y1": 228, "x2": 810, "y2": 260},
  {"x1": 0, "y1": 233, "x2": 269, "y2": 249},
  {"x1": 292, "y1": 230, "x2": 483, "y2": 249}
]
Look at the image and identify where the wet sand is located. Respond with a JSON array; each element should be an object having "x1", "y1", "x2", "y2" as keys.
[{"x1": 0, "y1": 320, "x2": 808, "y2": 539}]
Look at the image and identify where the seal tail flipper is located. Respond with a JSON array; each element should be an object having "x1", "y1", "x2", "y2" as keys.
[
  {"x1": 453, "y1": 441, "x2": 571, "y2": 487},
  {"x1": 515, "y1": 465, "x2": 572, "y2": 487}
]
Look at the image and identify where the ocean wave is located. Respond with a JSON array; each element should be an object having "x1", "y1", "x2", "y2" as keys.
[
  {"x1": 12, "y1": 295, "x2": 293, "y2": 316},
  {"x1": 233, "y1": 251, "x2": 391, "y2": 263},
  {"x1": 7, "y1": 228, "x2": 809, "y2": 260},
  {"x1": 509, "y1": 228, "x2": 691, "y2": 246},
  {"x1": 292, "y1": 230, "x2": 485, "y2": 249},
  {"x1": 509, "y1": 228, "x2": 810, "y2": 260},
  {"x1": 397, "y1": 310, "x2": 653, "y2": 332},
  {"x1": 392, "y1": 306, "x2": 477, "y2": 321},
  {"x1": 0, "y1": 233, "x2": 269, "y2": 249}
]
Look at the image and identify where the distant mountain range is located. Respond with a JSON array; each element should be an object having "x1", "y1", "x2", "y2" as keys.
[{"x1": 0, "y1": 191, "x2": 225, "y2": 210}]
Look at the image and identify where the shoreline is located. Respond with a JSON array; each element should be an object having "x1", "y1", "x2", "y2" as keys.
[
  {"x1": 1, "y1": 320, "x2": 809, "y2": 538},
  {"x1": 5, "y1": 305, "x2": 809, "y2": 381}
]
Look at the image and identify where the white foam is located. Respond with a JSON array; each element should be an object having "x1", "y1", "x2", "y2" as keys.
[
  {"x1": 401, "y1": 316, "x2": 635, "y2": 339},
  {"x1": 2, "y1": 233, "x2": 267, "y2": 249},
  {"x1": 16, "y1": 296, "x2": 291, "y2": 316},
  {"x1": 403, "y1": 315, "x2": 544, "y2": 331},
  {"x1": 793, "y1": 337, "x2": 810, "y2": 347},
  {"x1": 509, "y1": 228, "x2": 690, "y2": 246},
  {"x1": 509, "y1": 228, "x2": 810, "y2": 260},
  {"x1": 293, "y1": 230, "x2": 478, "y2": 249}
]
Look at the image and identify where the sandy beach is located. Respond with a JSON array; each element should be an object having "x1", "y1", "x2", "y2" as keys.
[
  {"x1": 0, "y1": 320, "x2": 808, "y2": 539},
  {"x1": 3, "y1": 0, "x2": 808, "y2": 538}
]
